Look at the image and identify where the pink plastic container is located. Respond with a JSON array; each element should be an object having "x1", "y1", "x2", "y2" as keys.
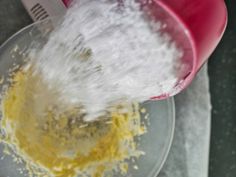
[
  {"x1": 143, "y1": 0, "x2": 228, "y2": 99},
  {"x1": 151, "y1": 0, "x2": 228, "y2": 99},
  {"x1": 62, "y1": 0, "x2": 227, "y2": 99}
]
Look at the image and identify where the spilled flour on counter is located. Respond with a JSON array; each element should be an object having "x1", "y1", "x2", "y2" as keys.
[{"x1": 29, "y1": 0, "x2": 185, "y2": 121}]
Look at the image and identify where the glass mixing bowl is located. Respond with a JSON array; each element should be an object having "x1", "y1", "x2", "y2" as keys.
[{"x1": 0, "y1": 20, "x2": 175, "y2": 177}]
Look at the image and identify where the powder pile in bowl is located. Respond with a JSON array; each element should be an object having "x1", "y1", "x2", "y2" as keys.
[{"x1": 0, "y1": 65, "x2": 147, "y2": 177}]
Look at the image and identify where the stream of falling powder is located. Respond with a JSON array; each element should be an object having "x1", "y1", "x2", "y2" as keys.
[{"x1": 29, "y1": 0, "x2": 184, "y2": 121}]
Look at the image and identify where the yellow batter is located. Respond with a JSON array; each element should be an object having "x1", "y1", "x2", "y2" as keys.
[{"x1": 0, "y1": 67, "x2": 146, "y2": 177}]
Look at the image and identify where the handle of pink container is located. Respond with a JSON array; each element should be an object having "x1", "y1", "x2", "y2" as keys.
[{"x1": 155, "y1": 0, "x2": 227, "y2": 88}]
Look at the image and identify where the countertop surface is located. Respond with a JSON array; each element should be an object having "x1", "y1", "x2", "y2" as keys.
[
  {"x1": 208, "y1": 0, "x2": 236, "y2": 177},
  {"x1": 0, "y1": 0, "x2": 235, "y2": 177}
]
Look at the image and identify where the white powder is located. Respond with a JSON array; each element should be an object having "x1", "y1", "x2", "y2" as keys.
[{"x1": 29, "y1": 0, "x2": 184, "y2": 121}]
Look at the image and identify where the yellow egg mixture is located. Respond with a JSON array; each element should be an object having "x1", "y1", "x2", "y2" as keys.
[{"x1": 0, "y1": 67, "x2": 146, "y2": 177}]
